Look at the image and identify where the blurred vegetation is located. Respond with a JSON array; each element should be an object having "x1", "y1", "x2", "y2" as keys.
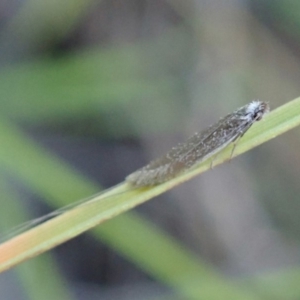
[{"x1": 1, "y1": 1, "x2": 300, "y2": 300}]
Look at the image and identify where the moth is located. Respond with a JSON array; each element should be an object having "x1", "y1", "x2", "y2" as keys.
[
  {"x1": 126, "y1": 100, "x2": 269, "y2": 186},
  {"x1": 1, "y1": 101, "x2": 269, "y2": 242}
]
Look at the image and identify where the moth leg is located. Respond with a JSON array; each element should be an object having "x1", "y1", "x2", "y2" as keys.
[
  {"x1": 210, "y1": 154, "x2": 218, "y2": 169},
  {"x1": 229, "y1": 126, "x2": 250, "y2": 159},
  {"x1": 210, "y1": 158, "x2": 214, "y2": 169},
  {"x1": 230, "y1": 142, "x2": 237, "y2": 159}
]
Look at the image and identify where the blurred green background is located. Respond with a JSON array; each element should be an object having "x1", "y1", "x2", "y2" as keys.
[{"x1": 1, "y1": 0, "x2": 300, "y2": 299}]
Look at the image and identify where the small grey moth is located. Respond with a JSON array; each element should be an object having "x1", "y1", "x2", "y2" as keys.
[
  {"x1": 0, "y1": 101, "x2": 270, "y2": 244},
  {"x1": 126, "y1": 101, "x2": 269, "y2": 186}
]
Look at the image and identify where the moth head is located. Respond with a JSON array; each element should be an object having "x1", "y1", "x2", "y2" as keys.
[{"x1": 246, "y1": 100, "x2": 269, "y2": 121}]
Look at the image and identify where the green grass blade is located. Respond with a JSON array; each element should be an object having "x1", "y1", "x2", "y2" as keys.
[
  {"x1": 0, "y1": 98, "x2": 300, "y2": 267},
  {"x1": 0, "y1": 178, "x2": 73, "y2": 300},
  {"x1": 0, "y1": 98, "x2": 299, "y2": 298}
]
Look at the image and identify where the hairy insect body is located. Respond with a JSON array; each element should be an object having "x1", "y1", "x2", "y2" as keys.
[{"x1": 126, "y1": 101, "x2": 269, "y2": 186}]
